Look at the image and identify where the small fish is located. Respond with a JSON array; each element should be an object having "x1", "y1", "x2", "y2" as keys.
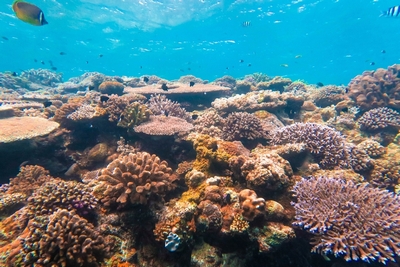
[
  {"x1": 161, "y1": 83, "x2": 169, "y2": 91},
  {"x1": 51, "y1": 66, "x2": 57, "y2": 71},
  {"x1": 12, "y1": 0, "x2": 48, "y2": 26},
  {"x1": 11, "y1": 72, "x2": 18, "y2": 76},
  {"x1": 370, "y1": 62, "x2": 375, "y2": 66},
  {"x1": 40, "y1": 60, "x2": 45, "y2": 65},
  {"x1": 189, "y1": 81, "x2": 195, "y2": 87},
  {"x1": 43, "y1": 100, "x2": 52, "y2": 107},
  {"x1": 48, "y1": 60, "x2": 53, "y2": 66},
  {"x1": 248, "y1": 63, "x2": 251, "y2": 67},
  {"x1": 381, "y1": 50, "x2": 386, "y2": 54},
  {"x1": 2, "y1": 36, "x2": 8, "y2": 41},
  {"x1": 242, "y1": 21, "x2": 251, "y2": 27},
  {"x1": 295, "y1": 55, "x2": 302, "y2": 59},
  {"x1": 99, "y1": 54, "x2": 103, "y2": 58},
  {"x1": 88, "y1": 85, "x2": 95, "y2": 91},
  {"x1": 382, "y1": 6, "x2": 400, "y2": 17},
  {"x1": 34, "y1": 59, "x2": 37, "y2": 62},
  {"x1": 140, "y1": 66, "x2": 142, "y2": 69},
  {"x1": 239, "y1": 59, "x2": 244, "y2": 63},
  {"x1": 59, "y1": 52, "x2": 66, "y2": 55},
  {"x1": 86, "y1": 61, "x2": 89, "y2": 64},
  {"x1": 280, "y1": 64, "x2": 289, "y2": 68},
  {"x1": 100, "y1": 95, "x2": 109, "y2": 102},
  {"x1": 316, "y1": 82, "x2": 324, "y2": 87},
  {"x1": 191, "y1": 114, "x2": 198, "y2": 120},
  {"x1": 143, "y1": 76, "x2": 149, "y2": 83},
  {"x1": 224, "y1": 193, "x2": 231, "y2": 204}
]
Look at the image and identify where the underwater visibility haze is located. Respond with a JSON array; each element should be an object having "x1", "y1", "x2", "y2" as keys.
[
  {"x1": 2, "y1": 0, "x2": 400, "y2": 267},
  {"x1": 0, "y1": 0, "x2": 399, "y2": 84}
]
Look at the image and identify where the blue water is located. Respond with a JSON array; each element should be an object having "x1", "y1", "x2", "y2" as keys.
[{"x1": 1, "y1": 0, "x2": 399, "y2": 85}]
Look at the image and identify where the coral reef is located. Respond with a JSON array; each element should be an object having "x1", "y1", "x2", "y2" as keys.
[
  {"x1": 98, "y1": 80, "x2": 125, "y2": 95},
  {"x1": 117, "y1": 102, "x2": 152, "y2": 132},
  {"x1": 134, "y1": 115, "x2": 194, "y2": 136},
  {"x1": 221, "y1": 112, "x2": 265, "y2": 141},
  {"x1": 357, "y1": 107, "x2": 400, "y2": 132},
  {"x1": 269, "y1": 123, "x2": 350, "y2": 169},
  {"x1": 94, "y1": 151, "x2": 175, "y2": 207},
  {"x1": 22, "y1": 209, "x2": 107, "y2": 266},
  {"x1": 293, "y1": 176, "x2": 400, "y2": 264},
  {"x1": 347, "y1": 64, "x2": 400, "y2": 111},
  {"x1": 147, "y1": 94, "x2": 192, "y2": 122},
  {"x1": 312, "y1": 85, "x2": 347, "y2": 107}
]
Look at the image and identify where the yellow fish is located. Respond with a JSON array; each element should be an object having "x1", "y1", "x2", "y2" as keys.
[{"x1": 12, "y1": 0, "x2": 48, "y2": 26}]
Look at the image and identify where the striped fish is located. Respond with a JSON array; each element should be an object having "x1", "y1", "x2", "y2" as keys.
[
  {"x1": 382, "y1": 6, "x2": 400, "y2": 17},
  {"x1": 242, "y1": 21, "x2": 251, "y2": 27}
]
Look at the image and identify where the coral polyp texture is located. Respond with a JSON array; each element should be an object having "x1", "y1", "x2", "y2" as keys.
[
  {"x1": 269, "y1": 123, "x2": 350, "y2": 169},
  {"x1": 292, "y1": 176, "x2": 400, "y2": 264},
  {"x1": 221, "y1": 112, "x2": 265, "y2": 141},
  {"x1": 22, "y1": 209, "x2": 107, "y2": 267},
  {"x1": 347, "y1": 64, "x2": 400, "y2": 111},
  {"x1": 357, "y1": 107, "x2": 400, "y2": 132},
  {"x1": 96, "y1": 151, "x2": 174, "y2": 207}
]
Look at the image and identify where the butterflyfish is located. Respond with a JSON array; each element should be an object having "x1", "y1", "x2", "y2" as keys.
[{"x1": 12, "y1": 0, "x2": 48, "y2": 26}]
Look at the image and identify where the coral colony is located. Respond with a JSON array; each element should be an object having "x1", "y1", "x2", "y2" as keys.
[{"x1": 0, "y1": 65, "x2": 400, "y2": 266}]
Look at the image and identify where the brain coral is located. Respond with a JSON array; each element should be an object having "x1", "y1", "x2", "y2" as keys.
[
  {"x1": 22, "y1": 209, "x2": 107, "y2": 267},
  {"x1": 292, "y1": 176, "x2": 400, "y2": 264},
  {"x1": 221, "y1": 112, "x2": 265, "y2": 141},
  {"x1": 96, "y1": 152, "x2": 174, "y2": 207},
  {"x1": 269, "y1": 123, "x2": 350, "y2": 169},
  {"x1": 347, "y1": 64, "x2": 400, "y2": 111}
]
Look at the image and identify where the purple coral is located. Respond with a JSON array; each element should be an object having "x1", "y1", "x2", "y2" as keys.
[
  {"x1": 292, "y1": 176, "x2": 400, "y2": 264},
  {"x1": 147, "y1": 94, "x2": 192, "y2": 122},
  {"x1": 269, "y1": 123, "x2": 350, "y2": 169},
  {"x1": 358, "y1": 107, "x2": 400, "y2": 132},
  {"x1": 222, "y1": 112, "x2": 264, "y2": 141}
]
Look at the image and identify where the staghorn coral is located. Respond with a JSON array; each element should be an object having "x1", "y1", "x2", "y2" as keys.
[
  {"x1": 357, "y1": 107, "x2": 400, "y2": 132},
  {"x1": 27, "y1": 180, "x2": 97, "y2": 218},
  {"x1": 347, "y1": 145, "x2": 374, "y2": 173},
  {"x1": 369, "y1": 143, "x2": 400, "y2": 189},
  {"x1": 134, "y1": 115, "x2": 193, "y2": 136},
  {"x1": 292, "y1": 176, "x2": 400, "y2": 264},
  {"x1": 98, "y1": 80, "x2": 125, "y2": 95},
  {"x1": 117, "y1": 102, "x2": 151, "y2": 132},
  {"x1": 95, "y1": 152, "x2": 174, "y2": 207},
  {"x1": 221, "y1": 112, "x2": 265, "y2": 141},
  {"x1": 147, "y1": 94, "x2": 192, "y2": 122},
  {"x1": 347, "y1": 64, "x2": 400, "y2": 111},
  {"x1": 22, "y1": 209, "x2": 107, "y2": 267},
  {"x1": 0, "y1": 193, "x2": 26, "y2": 213},
  {"x1": 67, "y1": 104, "x2": 100, "y2": 121},
  {"x1": 270, "y1": 123, "x2": 350, "y2": 169}
]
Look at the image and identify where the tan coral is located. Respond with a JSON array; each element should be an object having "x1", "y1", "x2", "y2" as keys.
[
  {"x1": 95, "y1": 152, "x2": 175, "y2": 207},
  {"x1": 0, "y1": 117, "x2": 59, "y2": 143},
  {"x1": 134, "y1": 115, "x2": 193, "y2": 136}
]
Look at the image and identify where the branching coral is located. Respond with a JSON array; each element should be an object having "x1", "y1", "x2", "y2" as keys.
[
  {"x1": 292, "y1": 176, "x2": 400, "y2": 264},
  {"x1": 96, "y1": 152, "x2": 174, "y2": 207},
  {"x1": 357, "y1": 107, "x2": 400, "y2": 132},
  {"x1": 357, "y1": 139, "x2": 386, "y2": 158},
  {"x1": 269, "y1": 123, "x2": 350, "y2": 169},
  {"x1": 117, "y1": 102, "x2": 151, "y2": 132},
  {"x1": 221, "y1": 112, "x2": 265, "y2": 141},
  {"x1": 22, "y1": 209, "x2": 107, "y2": 267},
  {"x1": 147, "y1": 94, "x2": 192, "y2": 122},
  {"x1": 193, "y1": 109, "x2": 224, "y2": 137},
  {"x1": 8, "y1": 165, "x2": 53, "y2": 195},
  {"x1": 27, "y1": 180, "x2": 98, "y2": 218}
]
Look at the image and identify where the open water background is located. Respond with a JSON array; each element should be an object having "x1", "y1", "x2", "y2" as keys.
[{"x1": 0, "y1": 0, "x2": 399, "y2": 84}]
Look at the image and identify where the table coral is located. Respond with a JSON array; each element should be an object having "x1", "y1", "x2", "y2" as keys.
[
  {"x1": 293, "y1": 176, "x2": 400, "y2": 264},
  {"x1": 347, "y1": 64, "x2": 400, "y2": 111},
  {"x1": 22, "y1": 209, "x2": 108, "y2": 267},
  {"x1": 96, "y1": 151, "x2": 174, "y2": 207},
  {"x1": 133, "y1": 115, "x2": 193, "y2": 136}
]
